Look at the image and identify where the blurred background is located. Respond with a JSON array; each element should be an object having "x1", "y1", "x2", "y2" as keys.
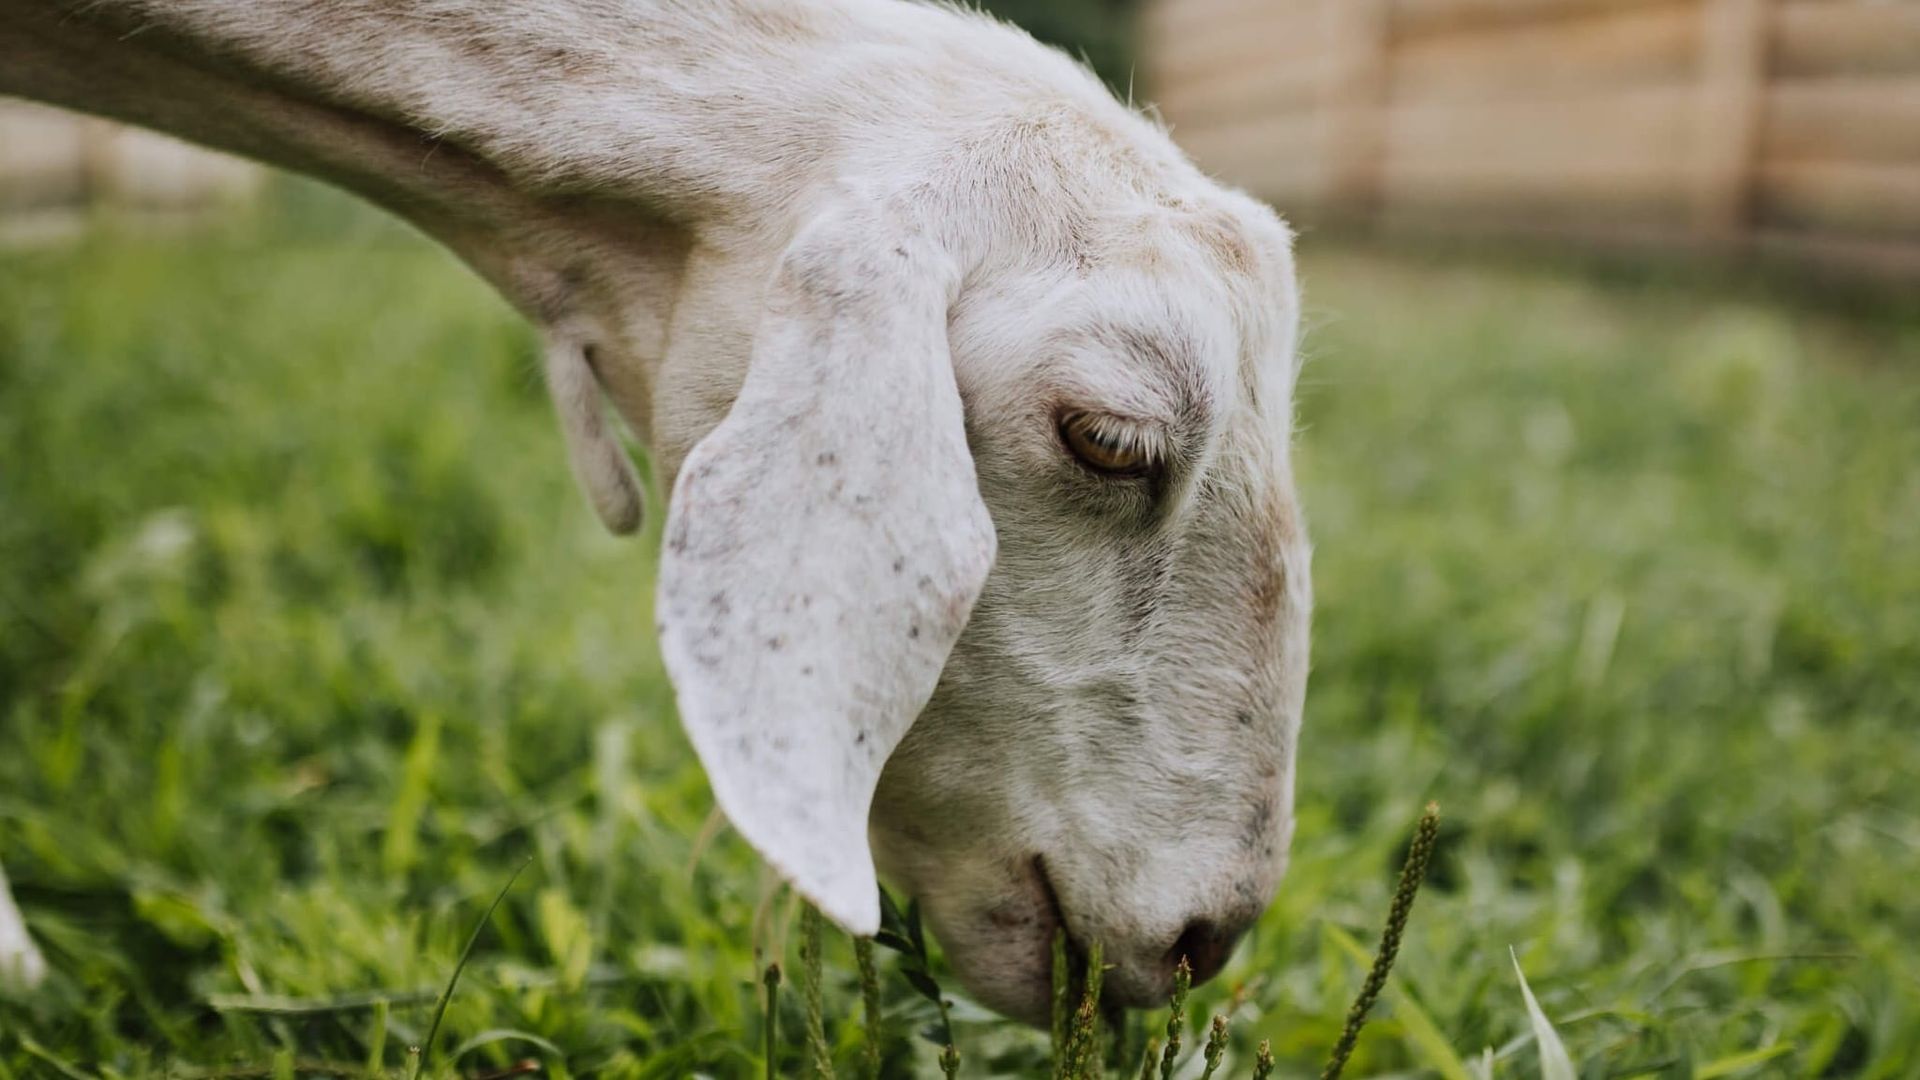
[
  {"x1": 3, "y1": 1, "x2": 1917, "y2": 1078},
  {"x1": 1143, "y1": 0, "x2": 1920, "y2": 280},
  {"x1": 7, "y1": 0, "x2": 1919, "y2": 281}
]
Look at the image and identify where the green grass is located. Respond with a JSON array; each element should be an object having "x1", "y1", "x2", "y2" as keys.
[{"x1": 2, "y1": 187, "x2": 1917, "y2": 1077}]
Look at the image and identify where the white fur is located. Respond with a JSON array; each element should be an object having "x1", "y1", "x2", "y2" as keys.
[{"x1": 0, "y1": 0, "x2": 1310, "y2": 1020}]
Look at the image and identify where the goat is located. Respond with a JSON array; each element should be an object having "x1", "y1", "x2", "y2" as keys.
[{"x1": 0, "y1": 0, "x2": 1310, "y2": 1022}]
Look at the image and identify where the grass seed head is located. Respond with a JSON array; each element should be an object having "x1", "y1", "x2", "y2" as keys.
[
  {"x1": 1159, "y1": 956, "x2": 1191, "y2": 1080},
  {"x1": 855, "y1": 937, "x2": 883, "y2": 1080},
  {"x1": 800, "y1": 905, "x2": 835, "y2": 1079},
  {"x1": 1320, "y1": 802, "x2": 1441, "y2": 1080},
  {"x1": 1199, "y1": 1014, "x2": 1229, "y2": 1080},
  {"x1": 1063, "y1": 939, "x2": 1106, "y2": 1080},
  {"x1": 1051, "y1": 928, "x2": 1072, "y2": 1075}
]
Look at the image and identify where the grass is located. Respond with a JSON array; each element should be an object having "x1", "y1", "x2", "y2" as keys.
[{"x1": 2, "y1": 184, "x2": 1918, "y2": 1077}]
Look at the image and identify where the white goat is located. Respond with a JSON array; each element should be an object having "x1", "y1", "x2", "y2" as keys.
[{"x1": 0, "y1": 0, "x2": 1310, "y2": 1021}]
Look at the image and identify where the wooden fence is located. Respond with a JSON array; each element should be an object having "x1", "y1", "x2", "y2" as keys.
[
  {"x1": 0, "y1": 100, "x2": 260, "y2": 237},
  {"x1": 1142, "y1": 0, "x2": 1920, "y2": 278}
]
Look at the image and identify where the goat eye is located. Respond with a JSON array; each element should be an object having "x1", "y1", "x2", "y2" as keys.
[{"x1": 1060, "y1": 411, "x2": 1156, "y2": 477}]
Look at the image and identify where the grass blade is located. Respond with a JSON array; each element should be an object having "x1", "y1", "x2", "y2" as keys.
[
  {"x1": 383, "y1": 713, "x2": 442, "y2": 880},
  {"x1": 448, "y1": 1029, "x2": 565, "y2": 1063},
  {"x1": 16, "y1": 1035, "x2": 94, "y2": 1080},
  {"x1": 412, "y1": 855, "x2": 533, "y2": 1080},
  {"x1": 365, "y1": 998, "x2": 389, "y2": 1076},
  {"x1": 207, "y1": 969, "x2": 637, "y2": 1015},
  {"x1": 1386, "y1": 980, "x2": 1472, "y2": 1080},
  {"x1": 1322, "y1": 923, "x2": 1473, "y2": 1080},
  {"x1": 1696, "y1": 1043, "x2": 1793, "y2": 1078},
  {"x1": 1510, "y1": 948, "x2": 1575, "y2": 1080}
]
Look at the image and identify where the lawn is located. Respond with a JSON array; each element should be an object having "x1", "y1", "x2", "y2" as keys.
[{"x1": 2, "y1": 187, "x2": 1917, "y2": 1078}]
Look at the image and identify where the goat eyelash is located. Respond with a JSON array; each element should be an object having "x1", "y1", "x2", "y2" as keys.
[{"x1": 1058, "y1": 410, "x2": 1166, "y2": 479}]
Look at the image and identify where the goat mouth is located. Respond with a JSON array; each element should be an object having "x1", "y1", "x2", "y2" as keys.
[
  {"x1": 1031, "y1": 854, "x2": 1116, "y2": 1021},
  {"x1": 1029, "y1": 857, "x2": 1090, "y2": 976},
  {"x1": 1032, "y1": 854, "x2": 1068, "y2": 940}
]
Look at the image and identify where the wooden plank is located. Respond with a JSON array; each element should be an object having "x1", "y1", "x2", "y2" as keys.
[
  {"x1": 0, "y1": 102, "x2": 88, "y2": 205},
  {"x1": 1382, "y1": 95, "x2": 1688, "y2": 212},
  {"x1": 1316, "y1": 0, "x2": 1391, "y2": 209},
  {"x1": 1154, "y1": 55, "x2": 1331, "y2": 126},
  {"x1": 1391, "y1": 0, "x2": 1680, "y2": 40},
  {"x1": 1192, "y1": 152, "x2": 1328, "y2": 203},
  {"x1": 1173, "y1": 110, "x2": 1325, "y2": 191},
  {"x1": 1144, "y1": 0, "x2": 1295, "y2": 40},
  {"x1": 1173, "y1": 111, "x2": 1323, "y2": 160},
  {"x1": 0, "y1": 100, "x2": 260, "y2": 211},
  {"x1": 1377, "y1": 87, "x2": 1695, "y2": 221},
  {"x1": 1689, "y1": 0, "x2": 1769, "y2": 238},
  {"x1": 1749, "y1": 228, "x2": 1920, "y2": 283},
  {"x1": 1764, "y1": 77, "x2": 1920, "y2": 165},
  {"x1": 1390, "y1": 4, "x2": 1699, "y2": 105},
  {"x1": 1364, "y1": 214, "x2": 1920, "y2": 284},
  {"x1": 1147, "y1": 6, "x2": 1328, "y2": 89},
  {"x1": 1142, "y1": 0, "x2": 1920, "y2": 283},
  {"x1": 1774, "y1": 2, "x2": 1920, "y2": 79},
  {"x1": 1375, "y1": 171, "x2": 1694, "y2": 237},
  {"x1": 1379, "y1": 160, "x2": 1690, "y2": 217},
  {"x1": 1381, "y1": 86, "x2": 1696, "y2": 177},
  {"x1": 95, "y1": 126, "x2": 261, "y2": 208},
  {"x1": 1759, "y1": 160, "x2": 1920, "y2": 235}
]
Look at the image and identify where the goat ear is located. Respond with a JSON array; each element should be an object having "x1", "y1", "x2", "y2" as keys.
[
  {"x1": 543, "y1": 333, "x2": 645, "y2": 535},
  {"x1": 656, "y1": 207, "x2": 996, "y2": 934}
]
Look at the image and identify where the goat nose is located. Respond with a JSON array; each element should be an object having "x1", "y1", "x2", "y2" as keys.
[{"x1": 1167, "y1": 918, "x2": 1248, "y2": 986}]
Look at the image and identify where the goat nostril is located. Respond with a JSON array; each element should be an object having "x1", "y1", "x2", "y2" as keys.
[{"x1": 1168, "y1": 919, "x2": 1241, "y2": 986}]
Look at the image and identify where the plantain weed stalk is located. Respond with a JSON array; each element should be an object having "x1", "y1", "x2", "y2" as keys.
[
  {"x1": 1198, "y1": 1013, "x2": 1229, "y2": 1080},
  {"x1": 1050, "y1": 929, "x2": 1072, "y2": 1076},
  {"x1": 800, "y1": 904, "x2": 835, "y2": 1079},
  {"x1": 1061, "y1": 939, "x2": 1105, "y2": 1080},
  {"x1": 1158, "y1": 956, "x2": 1191, "y2": 1080},
  {"x1": 855, "y1": 936, "x2": 884, "y2": 1080},
  {"x1": 1321, "y1": 801, "x2": 1442, "y2": 1080}
]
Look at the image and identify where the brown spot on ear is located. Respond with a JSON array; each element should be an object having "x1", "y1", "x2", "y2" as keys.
[
  {"x1": 1251, "y1": 562, "x2": 1287, "y2": 632},
  {"x1": 1249, "y1": 492, "x2": 1303, "y2": 631},
  {"x1": 1185, "y1": 210, "x2": 1257, "y2": 278}
]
